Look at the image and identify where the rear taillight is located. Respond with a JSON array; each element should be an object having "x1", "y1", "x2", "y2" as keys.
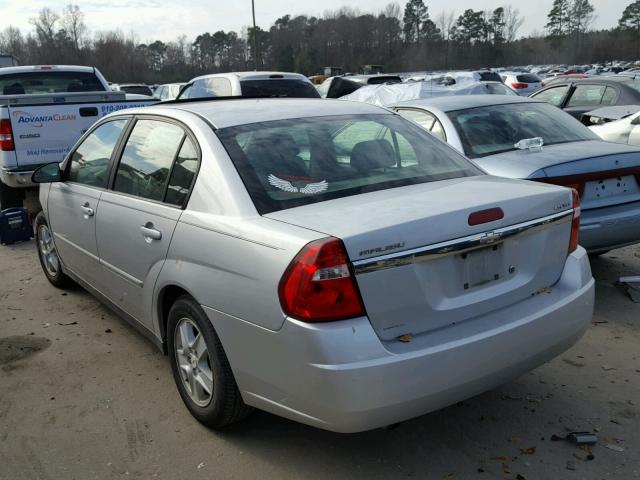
[
  {"x1": 511, "y1": 83, "x2": 528, "y2": 89},
  {"x1": 279, "y1": 237, "x2": 365, "y2": 322},
  {"x1": 0, "y1": 119, "x2": 14, "y2": 151},
  {"x1": 565, "y1": 182, "x2": 585, "y2": 198},
  {"x1": 569, "y1": 188, "x2": 580, "y2": 254}
]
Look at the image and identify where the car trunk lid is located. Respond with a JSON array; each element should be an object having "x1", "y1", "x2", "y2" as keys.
[{"x1": 266, "y1": 176, "x2": 575, "y2": 340}]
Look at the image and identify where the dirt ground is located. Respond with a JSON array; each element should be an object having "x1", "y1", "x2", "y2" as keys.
[{"x1": 1, "y1": 239, "x2": 639, "y2": 480}]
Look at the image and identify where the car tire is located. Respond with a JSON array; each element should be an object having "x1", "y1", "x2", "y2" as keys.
[
  {"x1": 34, "y1": 212, "x2": 73, "y2": 289},
  {"x1": 168, "y1": 295, "x2": 253, "y2": 428}
]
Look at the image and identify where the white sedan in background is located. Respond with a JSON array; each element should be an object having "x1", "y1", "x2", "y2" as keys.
[{"x1": 586, "y1": 105, "x2": 640, "y2": 146}]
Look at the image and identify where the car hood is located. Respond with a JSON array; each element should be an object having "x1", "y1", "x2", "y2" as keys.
[{"x1": 474, "y1": 140, "x2": 640, "y2": 179}]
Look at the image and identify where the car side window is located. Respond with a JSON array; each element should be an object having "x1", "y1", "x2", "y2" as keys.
[
  {"x1": 601, "y1": 86, "x2": 618, "y2": 106},
  {"x1": 203, "y1": 78, "x2": 232, "y2": 96},
  {"x1": 67, "y1": 119, "x2": 127, "y2": 188},
  {"x1": 165, "y1": 137, "x2": 199, "y2": 206},
  {"x1": 566, "y1": 85, "x2": 606, "y2": 107},
  {"x1": 532, "y1": 85, "x2": 569, "y2": 107},
  {"x1": 396, "y1": 109, "x2": 446, "y2": 141},
  {"x1": 113, "y1": 119, "x2": 186, "y2": 202}
]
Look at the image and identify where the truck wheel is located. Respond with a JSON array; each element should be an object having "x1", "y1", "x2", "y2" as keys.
[
  {"x1": 168, "y1": 295, "x2": 253, "y2": 428},
  {"x1": 0, "y1": 182, "x2": 23, "y2": 209},
  {"x1": 34, "y1": 212, "x2": 73, "y2": 288}
]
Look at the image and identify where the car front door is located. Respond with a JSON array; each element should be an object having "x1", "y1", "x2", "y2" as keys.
[
  {"x1": 95, "y1": 117, "x2": 199, "y2": 328},
  {"x1": 47, "y1": 119, "x2": 128, "y2": 287}
]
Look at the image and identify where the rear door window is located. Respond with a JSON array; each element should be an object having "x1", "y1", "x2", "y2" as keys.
[
  {"x1": 532, "y1": 85, "x2": 570, "y2": 107},
  {"x1": 601, "y1": 86, "x2": 619, "y2": 106},
  {"x1": 67, "y1": 120, "x2": 127, "y2": 188},
  {"x1": 395, "y1": 109, "x2": 446, "y2": 141},
  {"x1": 113, "y1": 120, "x2": 186, "y2": 202},
  {"x1": 165, "y1": 138, "x2": 199, "y2": 206},
  {"x1": 566, "y1": 84, "x2": 607, "y2": 107}
]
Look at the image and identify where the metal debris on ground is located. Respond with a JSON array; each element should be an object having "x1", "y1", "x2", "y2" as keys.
[
  {"x1": 604, "y1": 444, "x2": 625, "y2": 452},
  {"x1": 566, "y1": 432, "x2": 598, "y2": 445},
  {"x1": 56, "y1": 321, "x2": 78, "y2": 326},
  {"x1": 519, "y1": 446, "x2": 536, "y2": 455}
]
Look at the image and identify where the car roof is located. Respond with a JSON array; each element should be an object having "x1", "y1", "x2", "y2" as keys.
[
  {"x1": 152, "y1": 98, "x2": 391, "y2": 129},
  {"x1": 188, "y1": 71, "x2": 309, "y2": 83},
  {"x1": 546, "y1": 76, "x2": 636, "y2": 86},
  {"x1": 392, "y1": 94, "x2": 540, "y2": 112},
  {"x1": 0, "y1": 65, "x2": 95, "y2": 75}
]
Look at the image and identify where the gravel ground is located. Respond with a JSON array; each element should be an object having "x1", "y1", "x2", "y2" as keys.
[{"x1": 1, "y1": 240, "x2": 639, "y2": 480}]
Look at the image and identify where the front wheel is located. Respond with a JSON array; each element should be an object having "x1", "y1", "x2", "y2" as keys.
[
  {"x1": 34, "y1": 212, "x2": 73, "y2": 289},
  {"x1": 167, "y1": 296, "x2": 252, "y2": 428}
]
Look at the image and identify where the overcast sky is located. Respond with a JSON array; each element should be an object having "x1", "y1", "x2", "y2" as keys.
[{"x1": 0, "y1": 0, "x2": 633, "y2": 42}]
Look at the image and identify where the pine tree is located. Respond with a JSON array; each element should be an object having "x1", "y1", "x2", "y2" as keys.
[
  {"x1": 403, "y1": 0, "x2": 438, "y2": 45},
  {"x1": 619, "y1": 0, "x2": 640, "y2": 33},
  {"x1": 546, "y1": 0, "x2": 571, "y2": 36}
]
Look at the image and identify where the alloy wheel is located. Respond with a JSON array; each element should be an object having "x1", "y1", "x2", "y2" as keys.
[
  {"x1": 174, "y1": 317, "x2": 214, "y2": 407},
  {"x1": 38, "y1": 224, "x2": 60, "y2": 277}
]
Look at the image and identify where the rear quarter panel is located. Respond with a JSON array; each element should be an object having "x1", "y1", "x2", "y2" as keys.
[{"x1": 157, "y1": 214, "x2": 323, "y2": 332}]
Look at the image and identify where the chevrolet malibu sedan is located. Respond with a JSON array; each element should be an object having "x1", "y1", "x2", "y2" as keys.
[
  {"x1": 32, "y1": 98, "x2": 594, "y2": 433},
  {"x1": 391, "y1": 95, "x2": 640, "y2": 254}
]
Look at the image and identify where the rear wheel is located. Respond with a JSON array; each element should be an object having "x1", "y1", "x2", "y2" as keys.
[
  {"x1": 167, "y1": 296, "x2": 252, "y2": 428},
  {"x1": 35, "y1": 212, "x2": 73, "y2": 289}
]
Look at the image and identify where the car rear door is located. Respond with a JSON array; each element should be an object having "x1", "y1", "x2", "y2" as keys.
[
  {"x1": 47, "y1": 119, "x2": 128, "y2": 287},
  {"x1": 94, "y1": 117, "x2": 199, "y2": 328}
]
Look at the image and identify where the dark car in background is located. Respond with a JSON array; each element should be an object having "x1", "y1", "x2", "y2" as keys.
[{"x1": 531, "y1": 77, "x2": 640, "y2": 123}]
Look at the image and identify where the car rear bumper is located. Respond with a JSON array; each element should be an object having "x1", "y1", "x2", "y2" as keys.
[
  {"x1": 580, "y1": 200, "x2": 640, "y2": 252},
  {"x1": 1, "y1": 167, "x2": 38, "y2": 188},
  {"x1": 204, "y1": 247, "x2": 594, "y2": 433}
]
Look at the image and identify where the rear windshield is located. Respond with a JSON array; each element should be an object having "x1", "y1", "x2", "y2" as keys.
[
  {"x1": 216, "y1": 114, "x2": 482, "y2": 214},
  {"x1": 239, "y1": 79, "x2": 320, "y2": 98},
  {"x1": 448, "y1": 102, "x2": 598, "y2": 158},
  {"x1": 478, "y1": 71, "x2": 503, "y2": 82},
  {"x1": 516, "y1": 74, "x2": 541, "y2": 83},
  {"x1": 367, "y1": 76, "x2": 402, "y2": 85},
  {"x1": 484, "y1": 83, "x2": 519, "y2": 96},
  {"x1": 0, "y1": 71, "x2": 106, "y2": 95},
  {"x1": 121, "y1": 85, "x2": 152, "y2": 96}
]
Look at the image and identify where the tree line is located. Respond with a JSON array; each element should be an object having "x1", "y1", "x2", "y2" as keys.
[{"x1": 2, "y1": 1, "x2": 640, "y2": 84}]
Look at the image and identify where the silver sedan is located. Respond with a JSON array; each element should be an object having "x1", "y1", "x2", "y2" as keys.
[
  {"x1": 391, "y1": 95, "x2": 640, "y2": 254},
  {"x1": 32, "y1": 98, "x2": 594, "y2": 433}
]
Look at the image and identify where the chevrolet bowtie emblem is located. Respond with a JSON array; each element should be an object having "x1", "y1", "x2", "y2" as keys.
[{"x1": 478, "y1": 231, "x2": 501, "y2": 245}]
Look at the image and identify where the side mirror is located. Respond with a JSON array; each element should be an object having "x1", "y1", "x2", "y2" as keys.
[
  {"x1": 631, "y1": 115, "x2": 640, "y2": 125},
  {"x1": 32, "y1": 162, "x2": 62, "y2": 183}
]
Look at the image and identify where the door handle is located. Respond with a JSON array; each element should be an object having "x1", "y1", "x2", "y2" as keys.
[
  {"x1": 80, "y1": 204, "x2": 94, "y2": 217},
  {"x1": 140, "y1": 224, "x2": 162, "y2": 241}
]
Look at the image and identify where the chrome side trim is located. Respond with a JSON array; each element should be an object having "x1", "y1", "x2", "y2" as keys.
[
  {"x1": 53, "y1": 232, "x2": 100, "y2": 261},
  {"x1": 353, "y1": 210, "x2": 574, "y2": 274},
  {"x1": 99, "y1": 259, "x2": 144, "y2": 287}
]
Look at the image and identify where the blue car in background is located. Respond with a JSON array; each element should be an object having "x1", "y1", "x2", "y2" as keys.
[{"x1": 390, "y1": 95, "x2": 640, "y2": 254}]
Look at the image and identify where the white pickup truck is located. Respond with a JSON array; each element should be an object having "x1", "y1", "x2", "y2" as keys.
[{"x1": 0, "y1": 65, "x2": 156, "y2": 207}]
